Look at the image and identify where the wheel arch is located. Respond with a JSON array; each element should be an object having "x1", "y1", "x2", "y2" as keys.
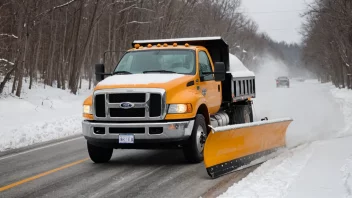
[{"x1": 196, "y1": 104, "x2": 211, "y2": 133}]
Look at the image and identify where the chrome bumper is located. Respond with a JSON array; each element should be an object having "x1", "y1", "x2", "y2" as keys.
[{"x1": 82, "y1": 120, "x2": 195, "y2": 140}]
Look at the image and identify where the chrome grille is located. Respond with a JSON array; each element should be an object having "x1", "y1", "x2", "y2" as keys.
[{"x1": 93, "y1": 88, "x2": 166, "y2": 121}]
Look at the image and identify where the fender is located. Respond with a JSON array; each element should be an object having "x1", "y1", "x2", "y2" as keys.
[{"x1": 165, "y1": 88, "x2": 207, "y2": 120}]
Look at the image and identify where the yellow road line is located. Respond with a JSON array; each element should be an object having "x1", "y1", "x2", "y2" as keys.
[{"x1": 0, "y1": 158, "x2": 89, "y2": 192}]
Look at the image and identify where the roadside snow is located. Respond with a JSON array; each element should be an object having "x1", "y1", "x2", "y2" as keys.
[
  {"x1": 219, "y1": 58, "x2": 352, "y2": 198},
  {"x1": 0, "y1": 79, "x2": 90, "y2": 152},
  {"x1": 219, "y1": 145, "x2": 314, "y2": 198},
  {"x1": 330, "y1": 88, "x2": 352, "y2": 138},
  {"x1": 341, "y1": 155, "x2": 352, "y2": 198}
]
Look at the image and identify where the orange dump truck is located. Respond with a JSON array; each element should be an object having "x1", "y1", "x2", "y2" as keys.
[{"x1": 82, "y1": 37, "x2": 292, "y2": 178}]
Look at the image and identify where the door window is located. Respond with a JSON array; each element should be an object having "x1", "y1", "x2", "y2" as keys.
[{"x1": 198, "y1": 51, "x2": 213, "y2": 81}]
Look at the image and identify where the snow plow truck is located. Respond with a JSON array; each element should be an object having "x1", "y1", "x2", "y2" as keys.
[{"x1": 82, "y1": 37, "x2": 293, "y2": 178}]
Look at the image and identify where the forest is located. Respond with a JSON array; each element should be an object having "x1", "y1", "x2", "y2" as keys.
[
  {"x1": 302, "y1": 0, "x2": 352, "y2": 88},
  {"x1": 0, "y1": 0, "x2": 301, "y2": 97}
]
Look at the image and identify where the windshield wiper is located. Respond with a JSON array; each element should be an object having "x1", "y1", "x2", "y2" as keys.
[
  {"x1": 143, "y1": 70, "x2": 176, "y2": 74},
  {"x1": 112, "y1": 71, "x2": 132, "y2": 75}
]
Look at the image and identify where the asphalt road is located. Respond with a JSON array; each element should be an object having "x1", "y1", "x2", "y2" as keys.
[{"x1": 0, "y1": 136, "x2": 257, "y2": 198}]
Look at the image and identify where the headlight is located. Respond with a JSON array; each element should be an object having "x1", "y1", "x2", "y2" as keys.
[
  {"x1": 83, "y1": 105, "x2": 92, "y2": 114},
  {"x1": 168, "y1": 104, "x2": 192, "y2": 114}
]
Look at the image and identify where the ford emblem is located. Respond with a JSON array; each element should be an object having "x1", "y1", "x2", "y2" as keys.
[{"x1": 120, "y1": 102, "x2": 134, "y2": 109}]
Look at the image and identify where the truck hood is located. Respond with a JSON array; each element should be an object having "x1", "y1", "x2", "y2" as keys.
[{"x1": 94, "y1": 73, "x2": 194, "y2": 90}]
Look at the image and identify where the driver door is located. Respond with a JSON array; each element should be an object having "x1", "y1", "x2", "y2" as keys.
[{"x1": 197, "y1": 50, "x2": 221, "y2": 114}]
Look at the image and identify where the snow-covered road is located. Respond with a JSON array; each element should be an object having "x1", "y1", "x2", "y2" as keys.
[
  {"x1": 219, "y1": 77, "x2": 352, "y2": 197},
  {"x1": 2, "y1": 63, "x2": 352, "y2": 197}
]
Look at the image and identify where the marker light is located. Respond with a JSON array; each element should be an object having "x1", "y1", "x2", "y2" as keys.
[
  {"x1": 163, "y1": 43, "x2": 168, "y2": 47},
  {"x1": 185, "y1": 43, "x2": 189, "y2": 47},
  {"x1": 147, "y1": 44, "x2": 152, "y2": 48},
  {"x1": 134, "y1": 44, "x2": 140, "y2": 49},
  {"x1": 173, "y1": 43, "x2": 177, "y2": 47},
  {"x1": 157, "y1": 43, "x2": 161, "y2": 47}
]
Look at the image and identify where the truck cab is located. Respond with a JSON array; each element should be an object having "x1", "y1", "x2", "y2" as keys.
[{"x1": 82, "y1": 37, "x2": 255, "y2": 164}]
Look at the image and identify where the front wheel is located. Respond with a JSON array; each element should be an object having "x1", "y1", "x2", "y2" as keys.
[
  {"x1": 87, "y1": 142, "x2": 113, "y2": 163},
  {"x1": 183, "y1": 114, "x2": 207, "y2": 163}
]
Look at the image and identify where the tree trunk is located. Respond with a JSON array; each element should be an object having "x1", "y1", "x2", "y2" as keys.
[
  {"x1": 0, "y1": 67, "x2": 16, "y2": 94},
  {"x1": 79, "y1": 76, "x2": 82, "y2": 89},
  {"x1": 68, "y1": 0, "x2": 84, "y2": 94},
  {"x1": 16, "y1": 32, "x2": 30, "y2": 97},
  {"x1": 11, "y1": 69, "x2": 18, "y2": 94}
]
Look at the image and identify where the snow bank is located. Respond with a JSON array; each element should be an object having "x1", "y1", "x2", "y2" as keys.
[
  {"x1": 330, "y1": 87, "x2": 352, "y2": 138},
  {"x1": 218, "y1": 57, "x2": 352, "y2": 198},
  {"x1": 341, "y1": 155, "x2": 352, "y2": 198},
  {"x1": 0, "y1": 79, "x2": 91, "y2": 152},
  {"x1": 218, "y1": 145, "x2": 313, "y2": 198}
]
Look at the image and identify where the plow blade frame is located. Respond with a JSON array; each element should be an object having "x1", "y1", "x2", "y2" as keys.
[{"x1": 204, "y1": 118, "x2": 293, "y2": 178}]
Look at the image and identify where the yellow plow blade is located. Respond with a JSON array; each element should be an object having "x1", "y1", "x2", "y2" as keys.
[{"x1": 204, "y1": 118, "x2": 293, "y2": 178}]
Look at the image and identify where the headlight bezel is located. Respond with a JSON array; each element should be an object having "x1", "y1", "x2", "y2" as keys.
[
  {"x1": 83, "y1": 105, "x2": 92, "y2": 114},
  {"x1": 168, "y1": 104, "x2": 192, "y2": 114}
]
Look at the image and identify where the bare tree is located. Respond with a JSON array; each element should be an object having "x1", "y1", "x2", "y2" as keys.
[{"x1": 0, "y1": 0, "x2": 294, "y2": 96}]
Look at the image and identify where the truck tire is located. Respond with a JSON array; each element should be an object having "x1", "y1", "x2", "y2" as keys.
[
  {"x1": 233, "y1": 104, "x2": 253, "y2": 124},
  {"x1": 183, "y1": 114, "x2": 207, "y2": 163},
  {"x1": 87, "y1": 142, "x2": 113, "y2": 163}
]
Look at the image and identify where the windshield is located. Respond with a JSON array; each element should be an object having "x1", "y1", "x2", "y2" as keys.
[{"x1": 114, "y1": 50, "x2": 196, "y2": 75}]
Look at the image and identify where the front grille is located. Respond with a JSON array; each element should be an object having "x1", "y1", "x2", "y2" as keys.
[
  {"x1": 93, "y1": 89, "x2": 165, "y2": 120},
  {"x1": 109, "y1": 127, "x2": 145, "y2": 134},
  {"x1": 109, "y1": 93, "x2": 145, "y2": 103},
  {"x1": 150, "y1": 94, "x2": 162, "y2": 117},
  {"x1": 110, "y1": 108, "x2": 145, "y2": 117},
  {"x1": 95, "y1": 94, "x2": 106, "y2": 117}
]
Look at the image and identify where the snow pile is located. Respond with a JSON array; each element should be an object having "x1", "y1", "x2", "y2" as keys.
[
  {"x1": 218, "y1": 57, "x2": 352, "y2": 198},
  {"x1": 341, "y1": 155, "x2": 352, "y2": 198},
  {"x1": 330, "y1": 87, "x2": 352, "y2": 137},
  {"x1": 0, "y1": 79, "x2": 91, "y2": 152},
  {"x1": 228, "y1": 53, "x2": 255, "y2": 77},
  {"x1": 218, "y1": 145, "x2": 313, "y2": 198}
]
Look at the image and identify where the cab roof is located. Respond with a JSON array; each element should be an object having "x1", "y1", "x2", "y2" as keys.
[{"x1": 131, "y1": 37, "x2": 230, "y2": 71}]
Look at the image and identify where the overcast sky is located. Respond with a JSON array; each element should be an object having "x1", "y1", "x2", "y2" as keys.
[{"x1": 241, "y1": 0, "x2": 313, "y2": 44}]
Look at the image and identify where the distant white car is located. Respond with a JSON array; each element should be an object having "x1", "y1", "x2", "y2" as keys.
[{"x1": 276, "y1": 76, "x2": 290, "y2": 88}]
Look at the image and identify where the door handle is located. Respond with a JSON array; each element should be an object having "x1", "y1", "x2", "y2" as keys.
[{"x1": 202, "y1": 88, "x2": 207, "y2": 96}]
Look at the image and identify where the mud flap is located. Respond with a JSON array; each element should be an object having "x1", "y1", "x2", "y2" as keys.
[{"x1": 204, "y1": 118, "x2": 293, "y2": 178}]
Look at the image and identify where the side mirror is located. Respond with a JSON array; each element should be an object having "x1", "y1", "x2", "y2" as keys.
[
  {"x1": 95, "y1": 64, "x2": 105, "y2": 82},
  {"x1": 214, "y1": 62, "x2": 226, "y2": 81}
]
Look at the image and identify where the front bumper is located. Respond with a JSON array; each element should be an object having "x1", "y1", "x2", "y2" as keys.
[
  {"x1": 277, "y1": 81, "x2": 289, "y2": 86},
  {"x1": 82, "y1": 120, "x2": 195, "y2": 141}
]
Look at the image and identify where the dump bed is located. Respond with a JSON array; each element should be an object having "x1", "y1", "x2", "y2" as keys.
[{"x1": 132, "y1": 37, "x2": 256, "y2": 102}]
